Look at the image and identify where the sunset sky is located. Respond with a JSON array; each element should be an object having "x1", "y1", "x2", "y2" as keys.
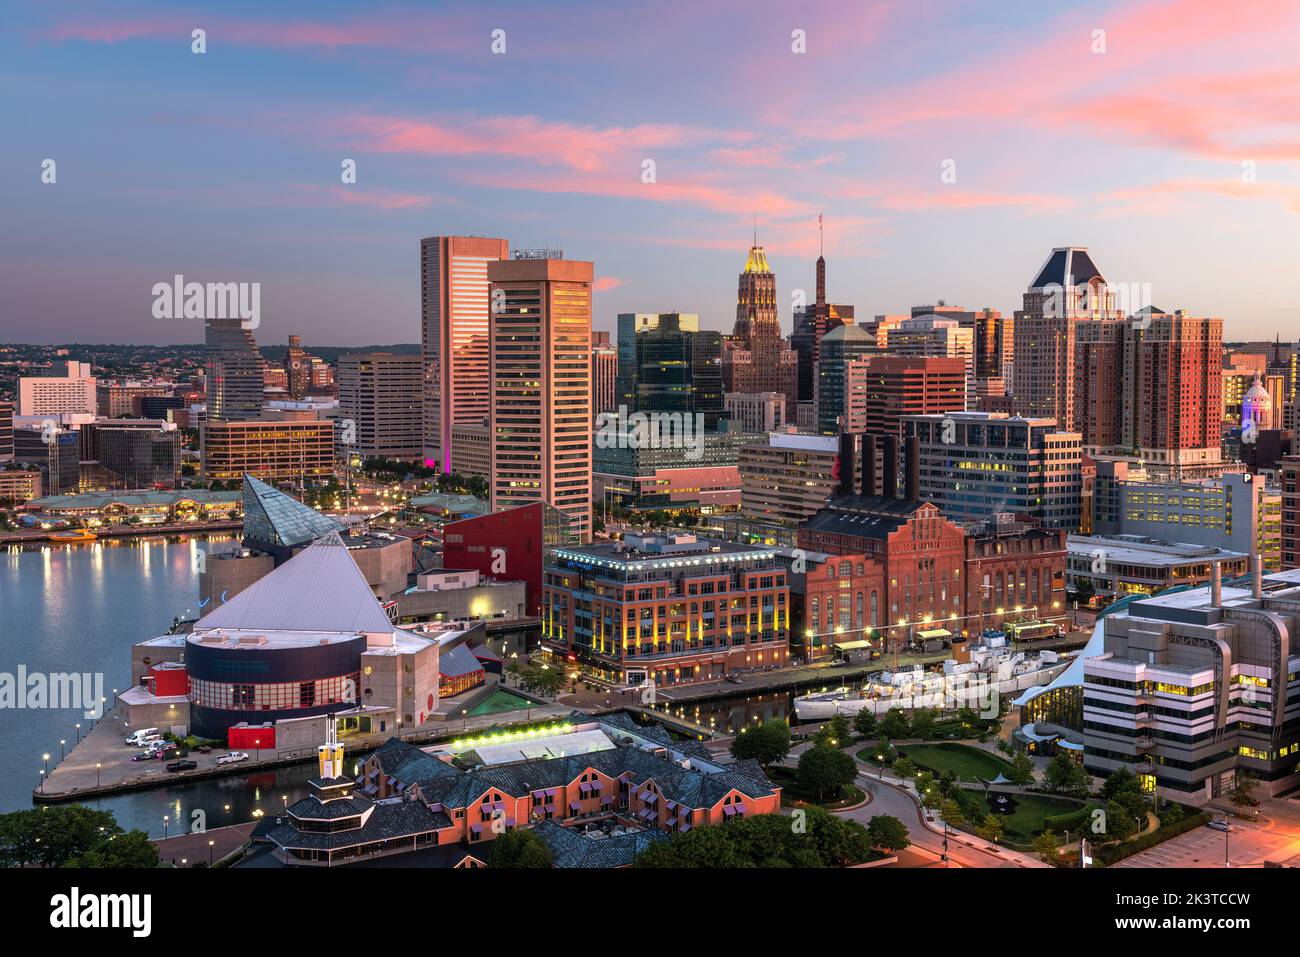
[{"x1": 4, "y1": 0, "x2": 1300, "y2": 345}]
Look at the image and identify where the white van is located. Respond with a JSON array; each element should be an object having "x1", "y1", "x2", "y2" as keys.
[{"x1": 124, "y1": 728, "x2": 159, "y2": 747}]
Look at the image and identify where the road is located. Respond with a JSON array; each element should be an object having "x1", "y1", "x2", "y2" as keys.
[{"x1": 766, "y1": 738, "x2": 1046, "y2": 868}]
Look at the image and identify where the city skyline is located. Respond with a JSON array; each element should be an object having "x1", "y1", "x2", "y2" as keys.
[{"x1": 5, "y1": 0, "x2": 1300, "y2": 345}]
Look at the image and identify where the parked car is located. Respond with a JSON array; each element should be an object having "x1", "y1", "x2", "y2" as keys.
[
  {"x1": 130, "y1": 751, "x2": 155, "y2": 762},
  {"x1": 830, "y1": 659, "x2": 850, "y2": 668},
  {"x1": 1207, "y1": 818, "x2": 1233, "y2": 832},
  {"x1": 124, "y1": 728, "x2": 159, "y2": 747},
  {"x1": 216, "y1": 751, "x2": 249, "y2": 765},
  {"x1": 166, "y1": 760, "x2": 197, "y2": 773},
  {"x1": 725, "y1": 674, "x2": 744, "y2": 684}
]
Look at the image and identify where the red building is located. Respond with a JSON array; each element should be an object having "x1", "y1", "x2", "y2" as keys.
[
  {"x1": 543, "y1": 532, "x2": 790, "y2": 686},
  {"x1": 963, "y1": 518, "x2": 1068, "y2": 635},
  {"x1": 800, "y1": 498, "x2": 967, "y2": 652},
  {"x1": 800, "y1": 553, "x2": 885, "y2": 660},
  {"x1": 442, "y1": 502, "x2": 573, "y2": 617},
  {"x1": 862, "y1": 355, "x2": 966, "y2": 437}
]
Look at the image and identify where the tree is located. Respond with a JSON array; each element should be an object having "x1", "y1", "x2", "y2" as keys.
[
  {"x1": 917, "y1": 772, "x2": 941, "y2": 811},
  {"x1": 0, "y1": 806, "x2": 137, "y2": 868},
  {"x1": 1104, "y1": 799, "x2": 1138, "y2": 842},
  {"x1": 66, "y1": 830, "x2": 159, "y2": 869},
  {"x1": 1032, "y1": 827, "x2": 1060, "y2": 864},
  {"x1": 487, "y1": 828, "x2": 555, "y2": 868},
  {"x1": 892, "y1": 757, "x2": 918, "y2": 782},
  {"x1": 938, "y1": 798, "x2": 964, "y2": 829},
  {"x1": 910, "y1": 708, "x2": 936, "y2": 741},
  {"x1": 1230, "y1": 773, "x2": 1258, "y2": 810},
  {"x1": 815, "y1": 714, "x2": 851, "y2": 748},
  {"x1": 853, "y1": 709, "x2": 877, "y2": 739},
  {"x1": 729, "y1": 720, "x2": 791, "y2": 770},
  {"x1": 1008, "y1": 752, "x2": 1036, "y2": 787},
  {"x1": 1101, "y1": 765, "x2": 1140, "y2": 801},
  {"x1": 879, "y1": 708, "x2": 910, "y2": 740},
  {"x1": 866, "y1": 814, "x2": 911, "y2": 852},
  {"x1": 1044, "y1": 752, "x2": 1090, "y2": 797},
  {"x1": 796, "y1": 742, "x2": 857, "y2": 801},
  {"x1": 635, "y1": 806, "x2": 875, "y2": 868},
  {"x1": 975, "y1": 814, "x2": 1005, "y2": 844}
]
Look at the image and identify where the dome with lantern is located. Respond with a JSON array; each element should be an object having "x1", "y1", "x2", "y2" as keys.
[{"x1": 1241, "y1": 374, "x2": 1272, "y2": 427}]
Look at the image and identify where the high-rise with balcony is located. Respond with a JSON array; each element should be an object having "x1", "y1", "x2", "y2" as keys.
[
  {"x1": 421, "y1": 235, "x2": 510, "y2": 472},
  {"x1": 488, "y1": 251, "x2": 593, "y2": 542}
]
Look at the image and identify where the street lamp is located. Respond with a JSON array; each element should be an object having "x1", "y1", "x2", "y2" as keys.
[
  {"x1": 209, "y1": 839, "x2": 215, "y2": 866},
  {"x1": 60, "y1": 739, "x2": 66, "y2": 762},
  {"x1": 162, "y1": 815, "x2": 169, "y2": 839},
  {"x1": 95, "y1": 763, "x2": 101, "y2": 788}
]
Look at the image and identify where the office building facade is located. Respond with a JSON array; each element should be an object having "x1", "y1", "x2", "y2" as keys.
[
  {"x1": 902, "y1": 411, "x2": 1083, "y2": 530},
  {"x1": 421, "y1": 235, "x2": 510, "y2": 471},
  {"x1": 488, "y1": 253, "x2": 593, "y2": 541}
]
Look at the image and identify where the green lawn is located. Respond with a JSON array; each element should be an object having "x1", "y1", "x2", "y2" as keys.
[
  {"x1": 997, "y1": 795, "x2": 1096, "y2": 844},
  {"x1": 769, "y1": 766, "x2": 866, "y2": 810},
  {"x1": 890, "y1": 743, "x2": 1017, "y2": 783}
]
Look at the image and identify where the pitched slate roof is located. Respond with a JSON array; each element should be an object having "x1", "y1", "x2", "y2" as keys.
[
  {"x1": 802, "y1": 495, "x2": 927, "y2": 540},
  {"x1": 193, "y1": 532, "x2": 396, "y2": 634},
  {"x1": 267, "y1": 796, "x2": 450, "y2": 852},
  {"x1": 532, "y1": 820, "x2": 670, "y2": 868},
  {"x1": 404, "y1": 738, "x2": 775, "y2": 811}
]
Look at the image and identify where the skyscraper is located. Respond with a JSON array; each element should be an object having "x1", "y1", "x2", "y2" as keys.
[
  {"x1": 591, "y1": 330, "x2": 618, "y2": 421},
  {"x1": 816, "y1": 323, "x2": 875, "y2": 435},
  {"x1": 615, "y1": 312, "x2": 723, "y2": 427},
  {"x1": 723, "y1": 243, "x2": 798, "y2": 414},
  {"x1": 862, "y1": 355, "x2": 967, "y2": 437},
  {"x1": 421, "y1": 235, "x2": 510, "y2": 472},
  {"x1": 205, "y1": 317, "x2": 265, "y2": 421},
  {"x1": 338, "y1": 352, "x2": 425, "y2": 462},
  {"x1": 488, "y1": 251, "x2": 593, "y2": 542},
  {"x1": 791, "y1": 244, "x2": 854, "y2": 403},
  {"x1": 1012, "y1": 247, "x2": 1124, "y2": 424}
]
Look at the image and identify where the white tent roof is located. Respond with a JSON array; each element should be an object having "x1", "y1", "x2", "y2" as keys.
[
  {"x1": 194, "y1": 532, "x2": 395, "y2": 634},
  {"x1": 1012, "y1": 619, "x2": 1105, "y2": 707}
]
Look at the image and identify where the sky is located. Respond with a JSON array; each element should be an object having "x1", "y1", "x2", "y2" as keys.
[{"x1": 3, "y1": 0, "x2": 1300, "y2": 346}]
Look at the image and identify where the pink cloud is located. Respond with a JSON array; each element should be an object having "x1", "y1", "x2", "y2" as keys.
[
  {"x1": 339, "y1": 113, "x2": 703, "y2": 174},
  {"x1": 46, "y1": 12, "x2": 477, "y2": 54},
  {"x1": 593, "y1": 276, "x2": 625, "y2": 292}
]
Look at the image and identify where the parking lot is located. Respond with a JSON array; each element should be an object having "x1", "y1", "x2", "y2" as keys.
[{"x1": 1115, "y1": 807, "x2": 1300, "y2": 868}]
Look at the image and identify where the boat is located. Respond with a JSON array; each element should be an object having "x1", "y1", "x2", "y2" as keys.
[
  {"x1": 794, "y1": 642, "x2": 1072, "y2": 720},
  {"x1": 48, "y1": 529, "x2": 98, "y2": 543}
]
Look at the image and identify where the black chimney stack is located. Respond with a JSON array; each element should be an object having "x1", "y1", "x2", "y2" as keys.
[
  {"x1": 863, "y1": 433, "x2": 878, "y2": 498},
  {"x1": 837, "y1": 432, "x2": 856, "y2": 497},
  {"x1": 904, "y1": 434, "x2": 920, "y2": 501},
  {"x1": 882, "y1": 434, "x2": 899, "y2": 498}
]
